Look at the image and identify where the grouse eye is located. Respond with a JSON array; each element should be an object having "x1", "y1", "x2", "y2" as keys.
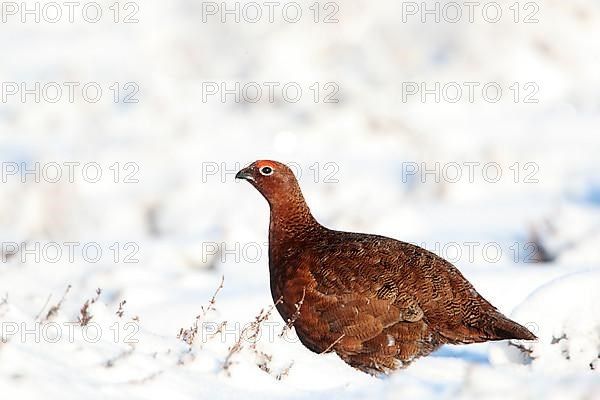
[{"x1": 260, "y1": 166, "x2": 274, "y2": 176}]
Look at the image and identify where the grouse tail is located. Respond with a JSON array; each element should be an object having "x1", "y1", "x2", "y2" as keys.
[{"x1": 489, "y1": 313, "x2": 537, "y2": 341}]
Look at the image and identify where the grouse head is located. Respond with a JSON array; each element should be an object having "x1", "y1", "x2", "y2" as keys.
[
  {"x1": 235, "y1": 160, "x2": 312, "y2": 220},
  {"x1": 235, "y1": 160, "x2": 301, "y2": 205}
]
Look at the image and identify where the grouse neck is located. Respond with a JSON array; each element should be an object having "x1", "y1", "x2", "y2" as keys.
[{"x1": 268, "y1": 194, "x2": 321, "y2": 242}]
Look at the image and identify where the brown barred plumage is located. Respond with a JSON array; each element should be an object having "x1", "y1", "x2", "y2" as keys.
[{"x1": 236, "y1": 160, "x2": 536, "y2": 375}]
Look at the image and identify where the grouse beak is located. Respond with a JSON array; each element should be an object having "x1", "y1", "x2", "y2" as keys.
[{"x1": 235, "y1": 167, "x2": 255, "y2": 182}]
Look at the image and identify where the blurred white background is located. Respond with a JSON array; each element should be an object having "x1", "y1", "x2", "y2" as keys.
[{"x1": 1, "y1": 1, "x2": 599, "y2": 399}]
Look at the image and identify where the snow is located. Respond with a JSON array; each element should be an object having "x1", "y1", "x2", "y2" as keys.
[
  {"x1": 1, "y1": 0, "x2": 600, "y2": 398},
  {"x1": 490, "y1": 270, "x2": 600, "y2": 372}
]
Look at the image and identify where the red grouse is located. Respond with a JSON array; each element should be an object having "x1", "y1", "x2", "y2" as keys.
[{"x1": 236, "y1": 160, "x2": 536, "y2": 374}]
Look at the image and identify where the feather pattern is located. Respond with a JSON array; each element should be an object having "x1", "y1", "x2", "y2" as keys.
[{"x1": 236, "y1": 160, "x2": 536, "y2": 374}]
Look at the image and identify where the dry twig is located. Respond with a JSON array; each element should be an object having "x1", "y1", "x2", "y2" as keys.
[
  {"x1": 276, "y1": 361, "x2": 294, "y2": 381},
  {"x1": 280, "y1": 288, "x2": 305, "y2": 337},
  {"x1": 222, "y1": 297, "x2": 283, "y2": 375},
  {"x1": 321, "y1": 334, "x2": 345, "y2": 354},
  {"x1": 116, "y1": 300, "x2": 127, "y2": 318},
  {"x1": 78, "y1": 288, "x2": 102, "y2": 326},
  {"x1": 177, "y1": 276, "x2": 225, "y2": 346},
  {"x1": 42, "y1": 285, "x2": 72, "y2": 322}
]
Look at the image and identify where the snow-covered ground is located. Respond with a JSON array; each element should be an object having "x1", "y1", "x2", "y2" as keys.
[{"x1": 1, "y1": 0, "x2": 599, "y2": 398}]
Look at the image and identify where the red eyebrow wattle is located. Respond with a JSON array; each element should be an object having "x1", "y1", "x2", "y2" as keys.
[{"x1": 256, "y1": 161, "x2": 275, "y2": 169}]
